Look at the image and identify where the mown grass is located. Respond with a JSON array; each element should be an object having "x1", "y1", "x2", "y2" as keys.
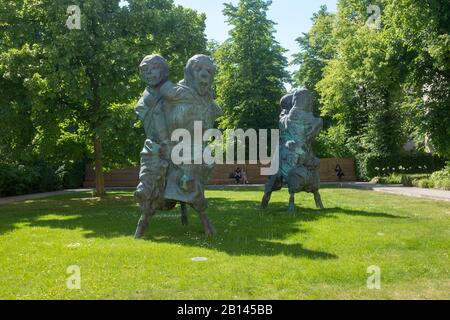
[{"x1": 0, "y1": 187, "x2": 448, "y2": 300}]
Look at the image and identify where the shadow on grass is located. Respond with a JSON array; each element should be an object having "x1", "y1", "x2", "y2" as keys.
[{"x1": 0, "y1": 190, "x2": 405, "y2": 259}]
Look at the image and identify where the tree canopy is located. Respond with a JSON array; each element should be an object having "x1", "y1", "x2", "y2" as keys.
[
  {"x1": 0, "y1": 0, "x2": 208, "y2": 195},
  {"x1": 293, "y1": 0, "x2": 449, "y2": 178},
  {"x1": 1, "y1": 0, "x2": 448, "y2": 194},
  {"x1": 214, "y1": 0, "x2": 290, "y2": 131}
]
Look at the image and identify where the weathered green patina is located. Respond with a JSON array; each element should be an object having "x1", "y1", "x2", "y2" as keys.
[
  {"x1": 134, "y1": 55, "x2": 221, "y2": 238},
  {"x1": 261, "y1": 88, "x2": 324, "y2": 212}
]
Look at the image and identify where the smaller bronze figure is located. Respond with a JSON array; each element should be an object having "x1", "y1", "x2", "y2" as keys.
[{"x1": 261, "y1": 88, "x2": 324, "y2": 212}]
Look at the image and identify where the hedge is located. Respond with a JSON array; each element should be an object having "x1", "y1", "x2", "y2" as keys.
[
  {"x1": 0, "y1": 160, "x2": 85, "y2": 197},
  {"x1": 357, "y1": 153, "x2": 446, "y2": 180}
]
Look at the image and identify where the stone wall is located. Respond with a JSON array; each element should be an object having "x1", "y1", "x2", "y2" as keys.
[{"x1": 83, "y1": 158, "x2": 356, "y2": 188}]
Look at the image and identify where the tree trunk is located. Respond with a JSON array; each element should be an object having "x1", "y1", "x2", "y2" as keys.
[
  {"x1": 87, "y1": 67, "x2": 105, "y2": 197},
  {"x1": 93, "y1": 135, "x2": 106, "y2": 197}
]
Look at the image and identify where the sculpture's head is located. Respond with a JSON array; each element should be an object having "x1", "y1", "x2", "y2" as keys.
[
  {"x1": 183, "y1": 54, "x2": 216, "y2": 97},
  {"x1": 139, "y1": 54, "x2": 169, "y2": 88},
  {"x1": 280, "y1": 93, "x2": 294, "y2": 113},
  {"x1": 292, "y1": 88, "x2": 313, "y2": 112}
]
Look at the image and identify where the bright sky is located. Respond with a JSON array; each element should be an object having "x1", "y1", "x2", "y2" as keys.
[{"x1": 173, "y1": 0, "x2": 338, "y2": 74}]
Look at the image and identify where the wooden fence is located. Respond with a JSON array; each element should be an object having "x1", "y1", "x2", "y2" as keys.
[{"x1": 83, "y1": 158, "x2": 356, "y2": 188}]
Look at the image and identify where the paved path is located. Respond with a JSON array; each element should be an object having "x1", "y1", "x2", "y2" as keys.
[
  {"x1": 1, "y1": 183, "x2": 449, "y2": 205},
  {"x1": 335, "y1": 182, "x2": 450, "y2": 202},
  {"x1": 0, "y1": 189, "x2": 91, "y2": 205}
]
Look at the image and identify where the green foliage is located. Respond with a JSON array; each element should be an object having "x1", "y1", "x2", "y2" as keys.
[
  {"x1": 318, "y1": 1, "x2": 407, "y2": 162},
  {"x1": 430, "y1": 166, "x2": 450, "y2": 181},
  {"x1": 370, "y1": 168, "x2": 450, "y2": 190},
  {"x1": 55, "y1": 160, "x2": 87, "y2": 189},
  {"x1": 0, "y1": 162, "x2": 59, "y2": 197},
  {"x1": 385, "y1": 0, "x2": 450, "y2": 158},
  {"x1": 428, "y1": 166, "x2": 450, "y2": 190},
  {"x1": 400, "y1": 174, "x2": 430, "y2": 187},
  {"x1": 404, "y1": 164, "x2": 450, "y2": 190},
  {"x1": 414, "y1": 178, "x2": 435, "y2": 189},
  {"x1": 0, "y1": 0, "x2": 208, "y2": 194},
  {"x1": 314, "y1": 124, "x2": 353, "y2": 158},
  {"x1": 370, "y1": 173, "x2": 403, "y2": 185},
  {"x1": 292, "y1": 5, "x2": 335, "y2": 89},
  {"x1": 214, "y1": 0, "x2": 290, "y2": 130},
  {"x1": 292, "y1": 5, "x2": 335, "y2": 117},
  {"x1": 0, "y1": 157, "x2": 87, "y2": 197},
  {"x1": 99, "y1": 102, "x2": 145, "y2": 170},
  {"x1": 293, "y1": 0, "x2": 450, "y2": 176},
  {"x1": 361, "y1": 153, "x2": 445, "y2": 180},
  {"x1": 431, "y1": 178, "x2": 450, "y2": 191}
]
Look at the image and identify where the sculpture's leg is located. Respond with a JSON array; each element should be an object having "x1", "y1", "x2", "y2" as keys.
[
  {"x1": 134, "y1": 202, "x2": 155, "y2": 239},
  {"x1": 288, "y1": 193, "x2": 295, "y2": 212},
  {"x1": 261, "y1": 192, "x2": 272, "y2": 209},
  {"x1": 314, "y1": 192, "x2": 324, "y2": 209},
  {"x1": 198, "y1": 211, "x2": 216, "y2": 236},
  {"x1": 181, "y1": 202, "x2": 188, "y2": 226}
]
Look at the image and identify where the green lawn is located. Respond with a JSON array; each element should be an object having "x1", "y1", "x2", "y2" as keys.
[{"x1": 0, "y1": 187, "x2": 448, "y2": 300}]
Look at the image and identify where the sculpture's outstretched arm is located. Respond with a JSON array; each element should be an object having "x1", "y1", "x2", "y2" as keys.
[{"x1": 135, "y1": 95, "x2": 149, "y2": 122}]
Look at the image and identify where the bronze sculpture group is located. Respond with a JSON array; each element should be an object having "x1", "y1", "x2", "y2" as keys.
[
  {"x1": 134, "y1": 54, "x2": 220, "y2": 238},
  {"x1": 133, "y1": 54, "x2": 324, "y2": 239}
]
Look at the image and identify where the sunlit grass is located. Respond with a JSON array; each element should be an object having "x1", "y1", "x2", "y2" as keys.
[{"x1": 0, "y1": 187, "x2": 449, "y2": 299}]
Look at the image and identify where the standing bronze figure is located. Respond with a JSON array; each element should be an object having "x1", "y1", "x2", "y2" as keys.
[
  {"x1": 134, "y1": 54, "x2": 221, "y2": 238},
  {"x1": 261, "y1": 88, "x2": 324, "y2": 212}
]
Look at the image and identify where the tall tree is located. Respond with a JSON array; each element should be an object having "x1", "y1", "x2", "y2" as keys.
[
  {"x1": 383, "y1": 0, "x2": 450, "y2": 157},
  {"x1": 292, "y1": 5, "x2": 335, "y2": 100},
  {"x1": 311, "y1": 0, "x2": 407, "y2": 177},
  {"x1": 292, "y1": 4, "x2": 336, "y2": 143},
  {"x1": 0, "y1": 0, "x2": 207, "y2": 196},
  {"x1": 294, "y1": 0, "x2": 449, "y2": 165},
  {"x1": 214, "y1": 0, "x2": 290, "y2": 131}
]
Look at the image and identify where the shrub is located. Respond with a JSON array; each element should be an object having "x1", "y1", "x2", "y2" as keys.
[
  {"x1": 385, "y1": 173, "x2": 402, "y2": 184},
  {"x1": 370, "y1": 173, "x2": 403, "y2": 185},
  {"x1": 56, "y1": 160, "x2": 86, "y2": 189},
  {"x1": 401, "y1": 174, "x2": 430, "y2": 187},
  {"x1": 0, "y1": 163, "x2": 21, "y2": 196},
  {"x1": 314, "y1": 125, "x2": 353, "y2": 158},
  {"x1": 370, "y1": 176, "x2": 381, "y2": 184},
  {"x1": 358, "y1": 153, "x2": 446, "y2": 180},
  {"x1": 430, "y1": 167, "x2": 450, "y2": 180},
  {"x1": 433, "y1": 178, "x2": 450, "y2": 190},
  {"x1": 401, "y1": 174, "x2": 413, "y2": 187},
  {"x1": 414, "y1": 178, "x2": 434, "y2": 189},
  {"x1": 0, "y1": 159, "x2": 85, "y2": 197},
  {"x1": 429, "y1": 166, "x2": 450, "y2": 190},
  {"x1": 394, "y1": 167, "x2": 450, "y2": 190},
  {"x1": 0, "y1": 163, "x2": 63, "y2": 197}
]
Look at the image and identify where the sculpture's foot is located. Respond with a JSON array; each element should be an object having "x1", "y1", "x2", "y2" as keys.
[
  {"x1": 288, "y1": 202, "x2": 295, "y2": 212},
  {"x1": 134, "y1": 217, "x2": 148, "y2": 239},
  {"x1": 134, "y1": 202, "x2": 154, "y2": 239},
  {"x1": 261, "y1": 193, "x2": 271, "y2": 209},
  {"x1": 199, "y1": 212, "x2": 216, "y2": 236},
  {"x1": 181, "y1": 203, "x2": 188, "y2": 226},
  {"x1": 314, "y1": 192, "x2": 324, "y2": 209},
  {"x1": 288, "y1": 193, "x2": 295, "y2": 212}
]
